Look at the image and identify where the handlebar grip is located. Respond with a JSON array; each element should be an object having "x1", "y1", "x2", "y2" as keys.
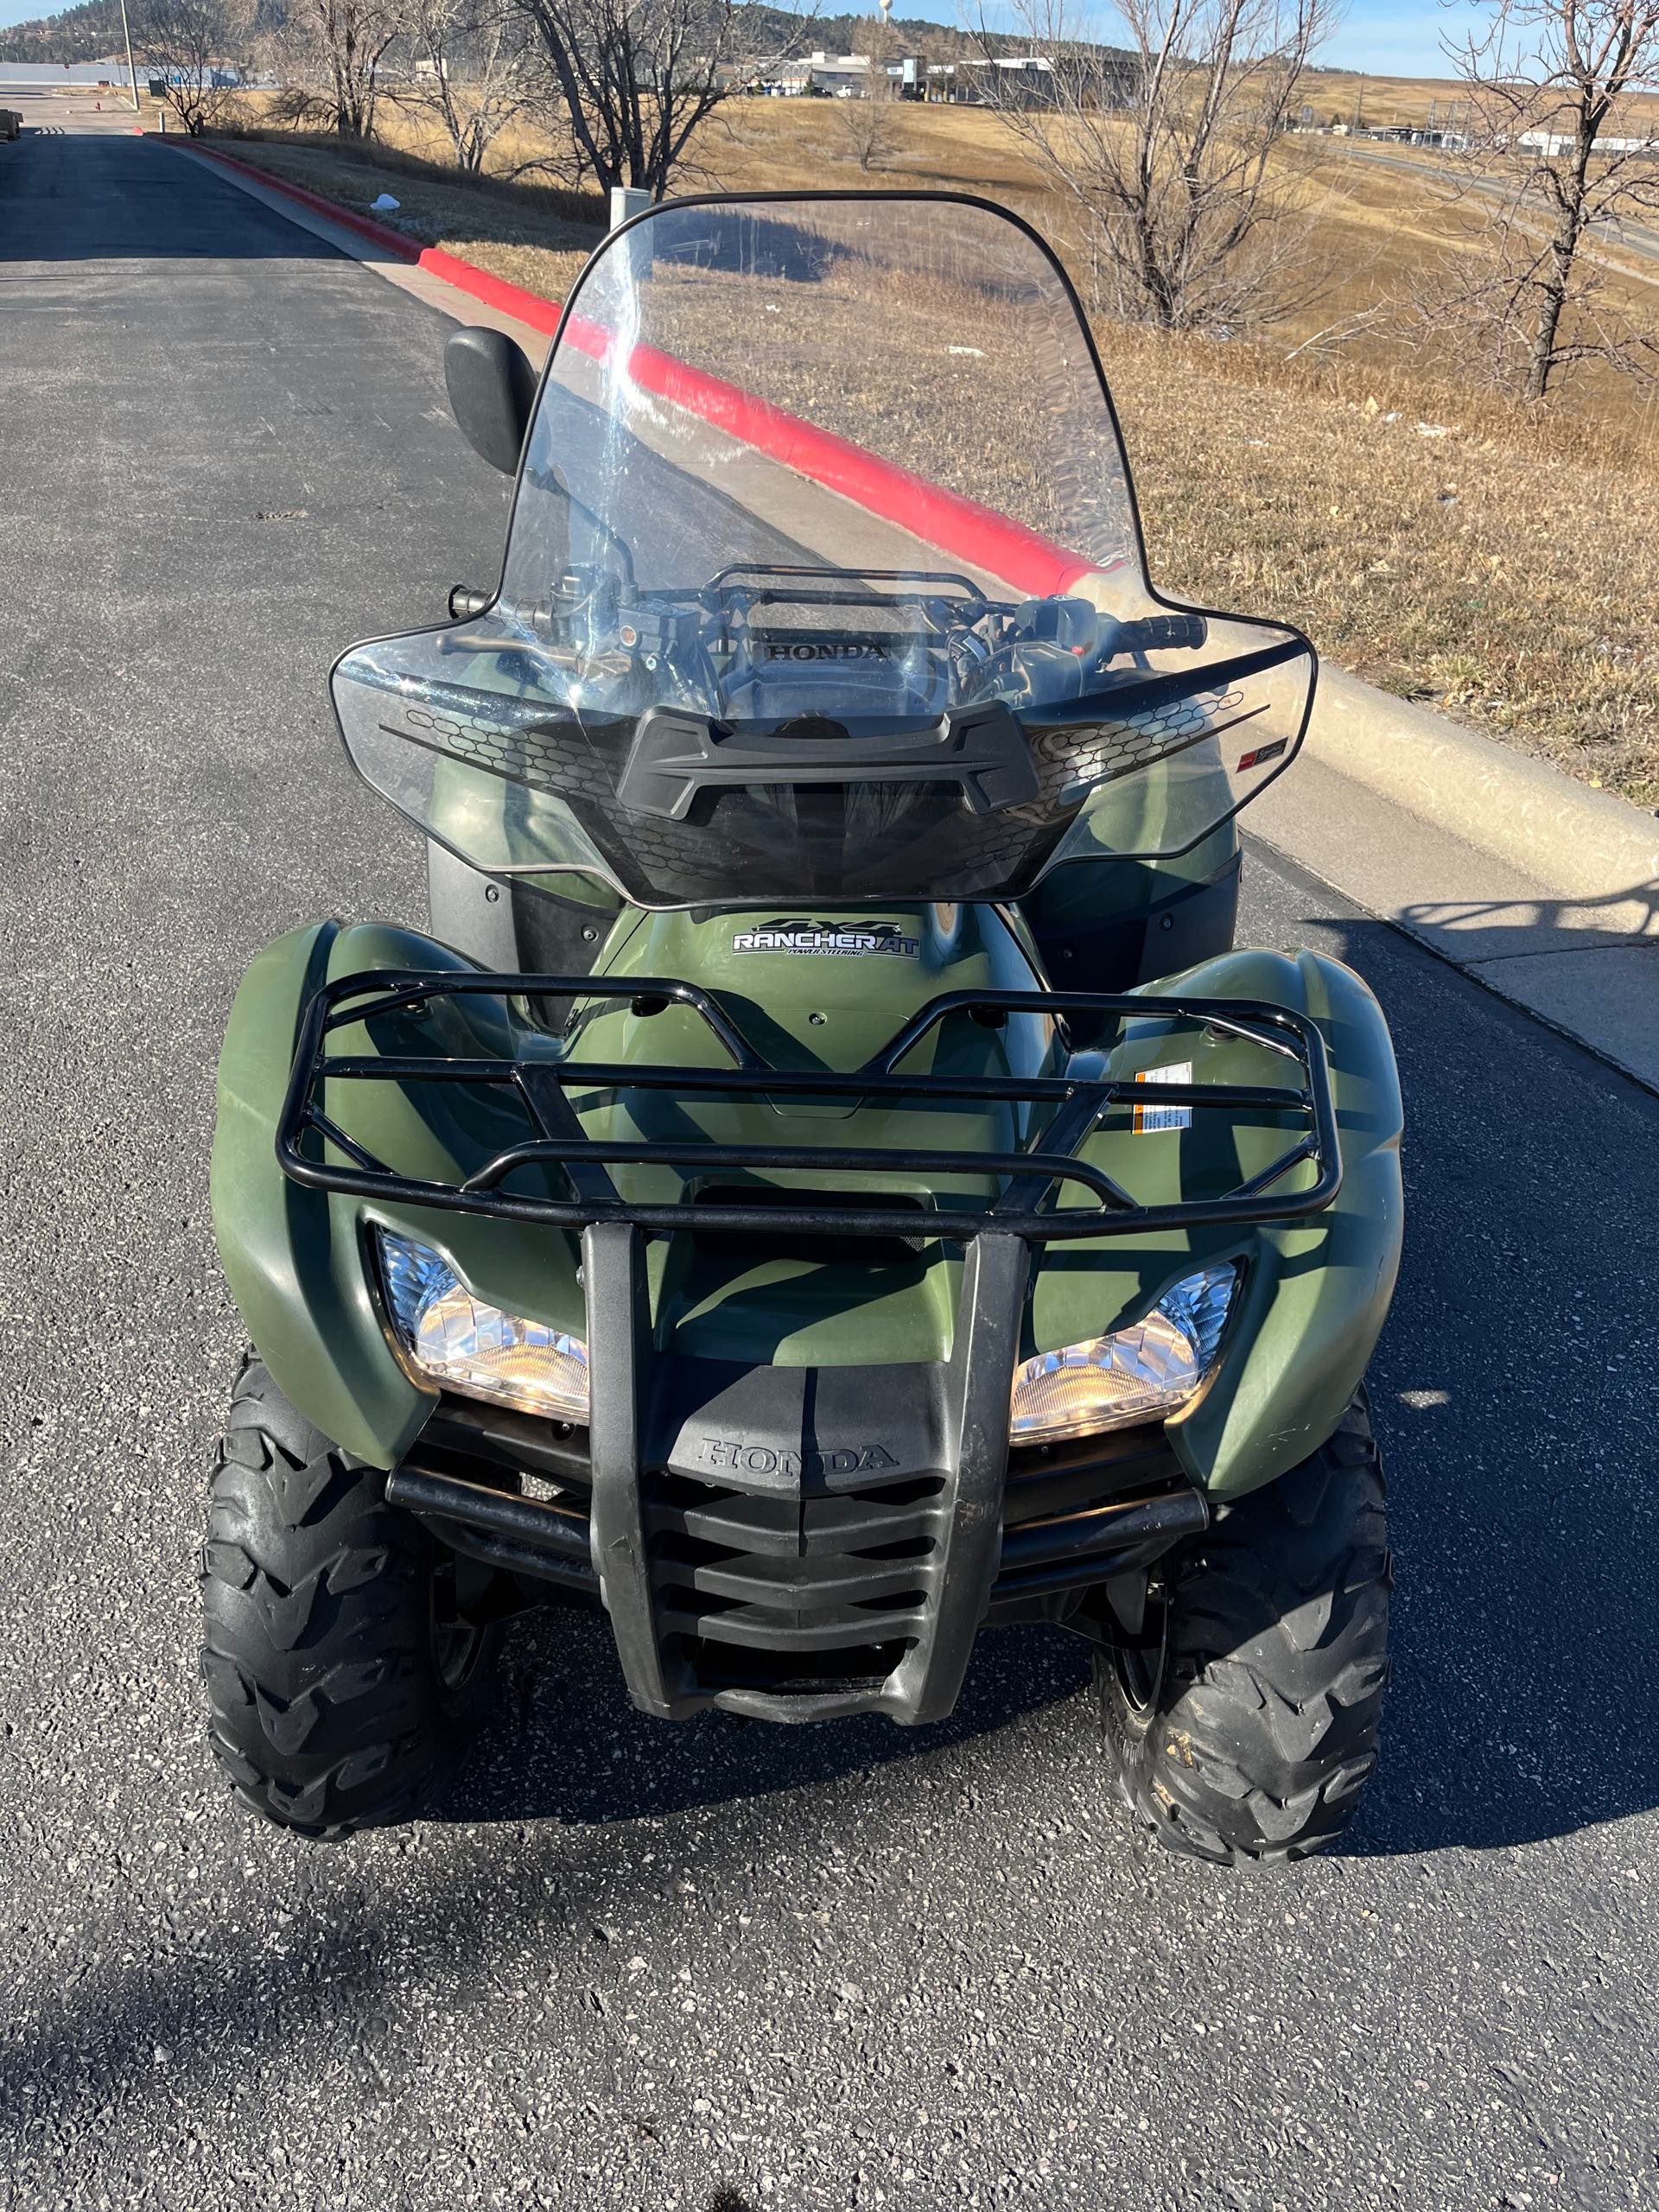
[
  {"x1": 449, "y1": 584, "x2": 492, "y2": 620},
  {"x1": 1115, "y1": 613, "x2": 1209, "y2": 655}
]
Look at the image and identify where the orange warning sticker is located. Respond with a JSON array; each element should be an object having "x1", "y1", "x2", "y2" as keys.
[{"x1": 1132, "y1": 1061, "x2": 1193, "y2": 1135}]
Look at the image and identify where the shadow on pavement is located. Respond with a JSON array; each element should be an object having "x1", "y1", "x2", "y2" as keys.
[
  {"x1": 0, "y1": 1633, "x2": 1084, "y2": 2159},
  {"x1": 1274, "y1": 906, "x2": 1659, "y2": 1859},
  {"x1": 0, "y1": 127, "x2": 345, "y2": 263},
  {"x1": 441, "y1": 1615, "x2": 1090, "y2": 1828},
  {"x1": 1395, "y1": 873, "x2": 1659, "y2": 966},
  {"x1": 3, "y1": 900, "x2": 1659, "y2": 2152},
  {"x1": 430, "y1": 903, "x2": 1659, "y2": 1862}
]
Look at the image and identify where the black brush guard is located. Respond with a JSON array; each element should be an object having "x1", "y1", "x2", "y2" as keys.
[{"x1": 276, "y1": 971, "x2": 1342, "y2": 1723}]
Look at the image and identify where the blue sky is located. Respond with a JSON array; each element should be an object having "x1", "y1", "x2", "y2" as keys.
[
  {"x1": 0, "y1": 0, "x2": 1477, "y2": 78},
  {"x1": 969, "y1": 0, "x2": 1482, "y2": 76},
  {"x1": 1317, "y1": 0, "x2": 1481, "y2": 75}
]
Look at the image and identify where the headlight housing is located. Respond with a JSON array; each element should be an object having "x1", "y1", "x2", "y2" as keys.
[
  {"x1": 1008, "y1": 1264, "x2": 1237, "y2": 1444},
  {"x1": 376, "y1": 1230, "x2": 589, "y2": 1422}
]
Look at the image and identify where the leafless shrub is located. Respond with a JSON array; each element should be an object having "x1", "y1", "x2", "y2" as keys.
[
  {"x1": 836, "y1": 75, "x2": 902, "y2": 173},
  {"x1": 393, "y1": 0, "x2": 543, "y2": 176},
  {"x1": 270, "y1": 0, "x2": 404, "y2": 139},
  {"x1": 130, "y1": 0, "x2": 250, "y2": 135},
  {"x1": 510, "y1": 0, "x2": 808, "y2": 199},
  {"x1": 976, "y1": 0, "x2": 1336, "y2": 334}
]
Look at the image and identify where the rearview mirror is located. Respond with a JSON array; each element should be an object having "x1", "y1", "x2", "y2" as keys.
[{"x1": 444, "y1": 327, "x2": 537, "y2": 477}]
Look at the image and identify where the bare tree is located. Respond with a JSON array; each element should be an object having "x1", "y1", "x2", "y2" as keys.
[
  {"x1": 396, "y1": 0, "x2": 541, "y2": 175},
  {"x1": 272, "y1": 0, "x2": 404, "y2": 137},
  {"x1": 977, "y1": 0, "x2": 1335, "y2": 334},
  {"x1": 1438, "y1": 0, "x2": 1659, "y2": 400},
  {"x1": 511, "y1": 0, "x2": 798, "y2": 198},
  {"x1": 837, "y1": 79, "x2": 904, "y2": 172},
  {"x1": 836, "y1": 25, "x2": 904, "y2": 172},
  {"x1": 131, "y1": 0, "x2": 249, "y2": 134}
]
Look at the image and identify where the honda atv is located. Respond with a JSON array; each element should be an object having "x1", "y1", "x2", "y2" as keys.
[{"x1": 201, "y1": 191, "x2": 1401, "y2": 1866}]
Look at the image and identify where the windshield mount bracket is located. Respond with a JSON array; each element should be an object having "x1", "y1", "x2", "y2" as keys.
[{"x1": 616, "y1": 700, "x2": 1039, "y2": 823}]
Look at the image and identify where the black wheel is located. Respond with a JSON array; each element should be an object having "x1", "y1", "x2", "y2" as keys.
[
  {"x1": 199, "y1": 1356, "x2": 499, "y2": 1838},
  {"x1": 1097, "y1": 1391, "x2": 1391, "y2": 1867}
]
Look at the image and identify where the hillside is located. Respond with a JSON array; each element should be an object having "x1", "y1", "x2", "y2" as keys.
[
  {"x1": 0, "y1": 0, "x2": 1116, "y2": 67},
  {"x1": 0, "y1": 0, "x2": 125, "y2": 61}
]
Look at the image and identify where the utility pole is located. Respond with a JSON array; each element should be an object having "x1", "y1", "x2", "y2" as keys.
[
  {"x1": 1351, "y1": 73, "x2": 1363, "y2": 135},
  {"x1": 118, "y1": 0, "x2": 140, "y2": 111}
]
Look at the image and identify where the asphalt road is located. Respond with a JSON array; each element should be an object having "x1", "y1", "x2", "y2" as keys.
[
  {"x1": 3, "y1": 128, "x2": 1659, "y2": 2212},
  {"x1": 1345, "y1": 143, "x2": 1659, "y2": 283}
]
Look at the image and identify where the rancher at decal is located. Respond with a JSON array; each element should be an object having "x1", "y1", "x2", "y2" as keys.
[{"x1": 731, "y1": 920, "x2": 921, "y2": 957}]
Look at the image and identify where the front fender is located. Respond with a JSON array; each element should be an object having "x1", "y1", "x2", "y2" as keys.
[
  {"x1": 213, "y1": 922, "x2": 449, "y2": 1467},
  {"x1": 1157, "y1": 947, "x2": 1403, "y2": 1496}
]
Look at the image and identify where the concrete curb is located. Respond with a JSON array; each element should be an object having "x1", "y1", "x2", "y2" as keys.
[
  {"x1": 188, "y1": 142, "x2": 425, "y2": 262},
  {"x1": 1308, "y1": 668, "x2": 1659, "y2": 907}
]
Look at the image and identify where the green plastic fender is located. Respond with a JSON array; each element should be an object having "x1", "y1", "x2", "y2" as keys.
[
  {"x1": 213, "y1": 922, "x2": 440, "y2": 1465},
  {"x1": 213, "y1": 917, "x2": 600, "y2": 1466},
  {"x1": 1147, "y1": 948, "x2": 1404, "y2": 1496}
]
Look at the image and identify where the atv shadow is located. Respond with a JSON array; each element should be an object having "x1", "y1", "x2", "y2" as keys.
[{"x1": 440, "y1": 1611, "x2": 1091, "y2": 1827}]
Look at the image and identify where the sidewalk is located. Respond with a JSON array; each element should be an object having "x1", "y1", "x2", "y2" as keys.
[{"x1": 1251, "y1": 675, "x2": 1659, "y2": 1090}]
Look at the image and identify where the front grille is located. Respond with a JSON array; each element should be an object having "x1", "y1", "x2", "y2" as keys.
[
  {"x1": 645, "y1": 1461, "x2": 947, "y2": 1696},
  {"x1": 396, "y1": 1397, "x2": 1205, "y2": 1711}
]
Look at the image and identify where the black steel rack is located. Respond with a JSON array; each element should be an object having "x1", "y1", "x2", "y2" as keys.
[
  {"x1": 276, "y1": 969, "x2": 1341, "y2": 1244},
  {"x1": 276, "y1": 969, "x2": 1344, "y2": 1724}
]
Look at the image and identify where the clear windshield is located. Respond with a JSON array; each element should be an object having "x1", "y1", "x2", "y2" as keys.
[{"x1": 334, "y1": 194, "x2": 1313, "y2": 907}]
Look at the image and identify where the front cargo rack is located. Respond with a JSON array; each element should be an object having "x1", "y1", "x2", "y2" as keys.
[{"x1": 276, "y1": 969, "x2": 1341, "y2": 1243}]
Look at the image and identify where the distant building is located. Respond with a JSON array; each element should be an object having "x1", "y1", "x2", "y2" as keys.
[
  {"x1": 1519, "y1": 128, "x2": 1658, "y2": 156},
  {"x1": 763, "y1": 50, "x2": 875, "y2": 97},
  {"x1": 0, "y1": 59, "x2": 135, "y2": 86},
  {"x1": 958, "y1": 55, "x2": 1058, "y2": 107}
]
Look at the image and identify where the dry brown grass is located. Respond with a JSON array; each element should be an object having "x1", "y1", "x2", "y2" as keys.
[
  {"x1": 1107, "y1": 327, "x2": 1659, "y2": 804},
  {"x1": 203, "y1": 108, "x2": 1659, "y2": 806}
]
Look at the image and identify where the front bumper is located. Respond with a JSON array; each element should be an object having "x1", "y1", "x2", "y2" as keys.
[{"x1": 388, "y1": 1229, "x2": 1207, "y2": 1724}]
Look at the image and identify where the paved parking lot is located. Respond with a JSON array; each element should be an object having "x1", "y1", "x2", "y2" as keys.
[{"x1": 2, "y1": 126, "x2": 1657, "y2": 2212}]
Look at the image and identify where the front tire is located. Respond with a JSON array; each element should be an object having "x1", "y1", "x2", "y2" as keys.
[
  {"x1": 200, "y1": 1357, "x2": 498, "y2": 1837},
  {"x1": 1097, "y1": 1393, "x2": 1391, "y2": 1867}
]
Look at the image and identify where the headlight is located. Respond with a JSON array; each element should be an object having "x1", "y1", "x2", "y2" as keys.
[
  {"x1": 376, "y1": 1230, "x2": 589, "y2": 1422},
  {"x1": 1008, "y1": 1264, "x2": 1236, "y2": 1444}
]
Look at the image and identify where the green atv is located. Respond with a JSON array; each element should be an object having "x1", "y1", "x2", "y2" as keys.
[{"x1": 201, "y1": 192, "x2": 1401, "y2": 1866}]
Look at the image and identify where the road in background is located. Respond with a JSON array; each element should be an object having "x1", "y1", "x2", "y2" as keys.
[
  {"x1": 1346, "y1": 141, "x2": 1659, "y2": 283},
  {"x1": 3, "y1": 128, "x2": 1658, "y2": 2212},
  {"x1": 0, "y1": 88, "x2": 149, "y2": 133}
]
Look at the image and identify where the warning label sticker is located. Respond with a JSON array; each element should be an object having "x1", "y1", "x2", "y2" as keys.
[{"x1": 1132, "y1": 1060, "x2": 1193, "y2": 1135}]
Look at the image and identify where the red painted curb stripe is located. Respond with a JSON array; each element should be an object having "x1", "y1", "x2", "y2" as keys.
[
  {"x1": 184, "y1": 142, "x2": 1098, "y2": 597},
  {"x1": 416, "y1": 243, "x2": 565, "y2": 337},
  {"x1": 562, "y1": 316, "x2": 1096, "y2": 599}
]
